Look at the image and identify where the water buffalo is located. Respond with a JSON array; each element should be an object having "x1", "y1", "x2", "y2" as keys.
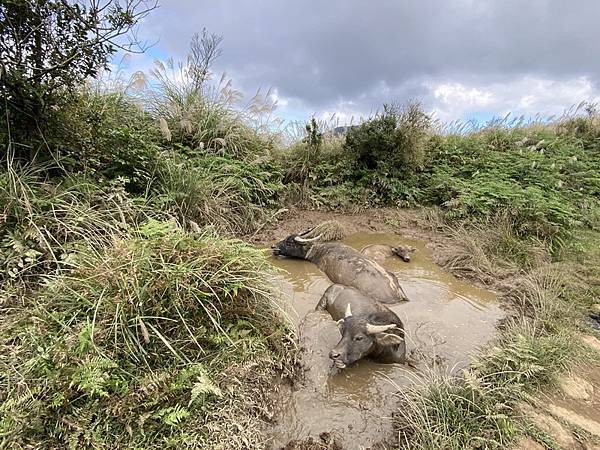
[
  {"x1": 272, "y1": 231, "x2": 408, "y2": 303},
  {"x1": 316, "y1": 284, "x2": 406, "y2": 368},
  {"x1": 360, "y1": 244, "x2": 415, "y2": 262}
]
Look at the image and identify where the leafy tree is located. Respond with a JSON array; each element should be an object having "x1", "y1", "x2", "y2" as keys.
[{"x1": 0, "y1": 0, "x2": 157, "y2": 157}]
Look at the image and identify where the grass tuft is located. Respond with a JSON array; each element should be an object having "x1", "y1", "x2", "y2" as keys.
[
  {"x1": 0, "y1": 219, "x2": 295, "y2": 449},
  {"x1": 303, "y1": 220, "x2": 348, "y2": 241}
]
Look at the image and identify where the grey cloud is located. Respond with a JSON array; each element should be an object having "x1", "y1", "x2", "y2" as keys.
[{"x1": 138, "y1": 0, "x2": 600, "y2": 118}]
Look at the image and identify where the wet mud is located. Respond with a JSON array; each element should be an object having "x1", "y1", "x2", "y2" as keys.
[{"x1": 267, "y1": 232, "x2": 504, "y2": 449}]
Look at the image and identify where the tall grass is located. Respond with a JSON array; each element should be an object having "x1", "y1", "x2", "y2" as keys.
[
  {"x1": 150, "y1": 152, "x2": 283, "y2": 234},
  {"x1": 0, "y1": 157, "x2": 146, "y2": 286},
  {"x1": 0, "y1": 219, "x2": 295, "y2": 448},
  {"x1": 392, "y1": 209, "x2": 600, "y2": 449},
  {"x1": 148, "y1": 58, "x2": 277, "y2": 158},
  {"x1": 395, "y1": 320, "x2": 591, "y2": 449}
]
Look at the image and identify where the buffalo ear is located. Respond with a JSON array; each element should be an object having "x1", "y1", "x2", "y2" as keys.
[{"x1": 375, "y1": 332, "x2": 404, "y2": 347}]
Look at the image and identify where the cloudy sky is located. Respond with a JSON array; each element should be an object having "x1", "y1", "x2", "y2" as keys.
[{"x1": 126, "y1": 0, "x2": 600, "y2": 124}]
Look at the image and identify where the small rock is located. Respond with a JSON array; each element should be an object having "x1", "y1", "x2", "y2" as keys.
[
  {"x1": 591, "y1": 314, "x2": 600, "y2": 331},
  {"x1": 593, "y1": 304, "x2": 600, "y2": 314},
  {"x1": 558, "y1": 374, "x2": 594, "y2": 401},
  {"x1": 513, "y1": 437, "x2": 545, "y2": 450}
]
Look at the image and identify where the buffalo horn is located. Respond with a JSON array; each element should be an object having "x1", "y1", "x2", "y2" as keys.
[
  {"x1": 345, "y1": 303, "x2": 352, "y2": 318},
  {"x1": 366, "y1": 323, "x2": 398, "y2": 334},
  {"x1": 294, "y1": 233, "x2": 323, "y2": 243},
  {"x1": 299, "y1": 227, "x2": 315, "y2": 236}
]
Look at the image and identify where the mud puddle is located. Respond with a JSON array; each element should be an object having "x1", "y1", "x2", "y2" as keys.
[{"x1": 268, "y1": 233, "x2": 504, "y2": 449}]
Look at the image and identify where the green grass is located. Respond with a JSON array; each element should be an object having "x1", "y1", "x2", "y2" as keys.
[
  {"x1": 0, "y1": 159, "x2": 147, "y2": 288},
  {"x1": 0, "y1": 219, "x2": 295, "y2": 449},
  {"x1": 391, "y1": 212, "x2": 600, "y2": 449},
  {"x1": 150, "y1": 152, "x2": 284, "y2": 235},
  {"x1": 297, "y1": 111, "x2": 600, "y2": 244},
  {"x1": 2, "y1": 40, "x2": 600, "y2": 449}
]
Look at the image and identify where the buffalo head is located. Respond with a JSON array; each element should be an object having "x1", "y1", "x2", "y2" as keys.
[
  {"x1": 329, "y1": 304, "x2": 405, "y2": 369},
  {"x1": 272, "y1": 229, "x2": 323, "y2": 258},
  {"x1": 392, "y1": 245, "x2": 414, "y2": 262}
]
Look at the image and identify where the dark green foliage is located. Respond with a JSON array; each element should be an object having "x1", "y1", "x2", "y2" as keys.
[
  {"x1": 49, "y1": 89, "x2": 162, "y2": 191},
  {"x1": 419, "y1": 128, "x2": 600, "y2": 241},
  {"x1": 304, "y1": 117, "x2": 323, "y2": 155},
  {"x1": 344, "y1": 102, "x2": 431, "y2": 175},
  {"x1": 0, "y1": 0, "x2": 155, "y2": 155}
]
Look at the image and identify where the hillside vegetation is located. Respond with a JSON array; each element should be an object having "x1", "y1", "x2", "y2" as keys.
[{"x1": 2, "y1": 3, "x2": 600, "y2": 448}]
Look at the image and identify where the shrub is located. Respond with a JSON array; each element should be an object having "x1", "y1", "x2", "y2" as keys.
[
  {"x1": 420, "y1": 127, "x2": 600, "y2": 242},
  {"x1": 344, "y1": 101, "x2": 431, "y2": 176},
  {"x1": 0, "y1": 220, "x2": 294, "y2": 449},
  {"x1": 49, "y1": 88, "x2": 162, "y2": 192},
  {"x1": 0, "y1": 160, "x2": 145, "y2": 287}
]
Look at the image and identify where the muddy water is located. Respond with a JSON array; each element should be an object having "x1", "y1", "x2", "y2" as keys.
[{"x1": 268, "y1": 233, "x2": 504, "y2": 449}]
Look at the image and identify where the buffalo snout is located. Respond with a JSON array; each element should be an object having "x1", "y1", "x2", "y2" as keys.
[{"x1": 328, "y1": 349, "x2": 346, "y2": 369}]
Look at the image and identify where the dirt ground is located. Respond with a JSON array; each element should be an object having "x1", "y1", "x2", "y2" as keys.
[{"x1": 253, "y1": 207, "x2": 600, "y2": 450}]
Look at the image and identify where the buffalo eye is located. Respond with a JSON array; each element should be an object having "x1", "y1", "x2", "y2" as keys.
[{"x1": 354, "y1": 335, "x2": 364, "y2": 341}]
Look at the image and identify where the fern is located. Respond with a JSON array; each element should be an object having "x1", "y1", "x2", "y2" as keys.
[
  {"x1": 70, "y1": 356, "x2": 117, "y2": 398},
  {"x1": 154, "y1": 405, "x2": 190, "y2": 427},
  {"x1": 190, "y1": 371, "x2": 222, "y2": 406}
]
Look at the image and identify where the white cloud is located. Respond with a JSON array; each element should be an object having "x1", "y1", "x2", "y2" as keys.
[
  {"x1": 427, "y1": 75, "x2": 600, "y2": 122},
  {"x1": 269, "y1": 88, "x2": 289, "y2": 107},
  {"x1": 431, "y1": 83, "x2": 495, "y2": 109}
]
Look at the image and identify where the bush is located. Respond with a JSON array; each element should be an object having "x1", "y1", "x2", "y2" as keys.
[
  {"x1": 0, "y1": 220, "x2": 294, "y2": 449},
  {"x1": 0, "y1": 160, "x2": 145, "y2": 287},
  {"x1": 419, "y1": 127, "x2": 600, "y2": 242},
  {"x1": 49, "y1": 88, "x2": 162, "y2": 192},
  {"x1": 344, "y1": 102, "x2": 431, "y2": 176}
]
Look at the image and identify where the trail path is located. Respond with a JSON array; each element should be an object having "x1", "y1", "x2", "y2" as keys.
[{"x1": 515, "y1": 346, "x2": 600, "y2": 449}]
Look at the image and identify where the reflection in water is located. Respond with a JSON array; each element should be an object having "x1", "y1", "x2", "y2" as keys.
[{"x1": 268, "y1": 233, "x2": 504, "y2": 449}]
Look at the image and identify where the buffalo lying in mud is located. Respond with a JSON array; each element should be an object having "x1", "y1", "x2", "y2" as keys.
[
  {"x1": 360, "y1": 244, "x2": 415, "y2": 262},
  {"x1": 316, "y1": 284, "x2": 406, "y2": 368},
  {"x1": 272, "y1": 231, "x2": 408, "y2": 303}
]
